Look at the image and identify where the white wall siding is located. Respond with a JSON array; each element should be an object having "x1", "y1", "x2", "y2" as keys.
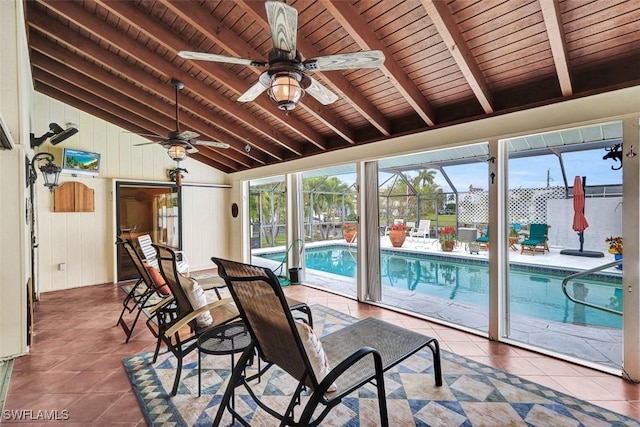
[
  {"x1": 181, "y1": 185, "x2": 230, "y2": 271},
  {"x1": 0, "y1": 0, "x2": 30, "y2": 358}
]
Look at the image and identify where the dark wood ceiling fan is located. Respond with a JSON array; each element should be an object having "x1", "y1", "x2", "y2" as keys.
[
  {"x1": 134, "y1": 78, "x2": 230, "y2": 156},
  {"x1": 179, "y1": 1, "x2": 385, "y2": 111}
]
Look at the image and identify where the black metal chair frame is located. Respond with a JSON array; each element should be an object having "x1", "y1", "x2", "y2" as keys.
[
  {"x1": 152, "y1": 244, "x2": 244, "y2": 396},
  {"x1": 116, "y1": 238, "x2": 174, "y2": 343},
  {"x1": 212, "y1": 257, "x2": 443, "y2": 427}
]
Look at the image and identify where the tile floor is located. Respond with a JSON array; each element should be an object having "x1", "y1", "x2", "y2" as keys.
[{"x1": 3, "y1": 279, "x2": 639, "y2": 425}]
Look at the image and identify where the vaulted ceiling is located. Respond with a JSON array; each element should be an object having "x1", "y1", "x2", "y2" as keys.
[{"x1": 26, "y1": 0, "x2": 640, "y2": 173}]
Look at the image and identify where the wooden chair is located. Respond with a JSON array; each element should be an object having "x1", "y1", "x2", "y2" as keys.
[
  {"x1": 475, "y1": 225, "x2": 489, "y2": 250},
  {"x1": 520, "y1": 223, "x2": 549, "y2": 255},
  {"x1": 211, "y1": 257, "x2": 443, "y2": 427}
]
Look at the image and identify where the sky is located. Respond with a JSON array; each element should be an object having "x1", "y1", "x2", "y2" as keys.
[
  {"x1": 410, "y1": 148, "x2": 622, "y2": 192},
  {"x1": 256, "y1": 147, "x2": 623, "y2": 193}
]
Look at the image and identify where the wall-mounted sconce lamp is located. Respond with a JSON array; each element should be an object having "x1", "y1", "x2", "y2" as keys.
[
  {"x1": 29, "y1": 152, "x2": 61, "y2": 192},
  {"x1": 30, "y1": 123, "x2": 78, "y2": 148}
]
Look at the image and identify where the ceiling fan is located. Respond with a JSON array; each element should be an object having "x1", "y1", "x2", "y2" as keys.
[
  {"x1": 134, "y1": 78, "x2": 230, "y2": 161},
  {"x1": 178, "y1": 1, "x2": 385, "y2": 112}
]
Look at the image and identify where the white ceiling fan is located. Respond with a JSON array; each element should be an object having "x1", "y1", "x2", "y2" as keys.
[
  {"x1": 134, "y1": 78, "x2": 230, "y2": 160},
  {"x1": 179, "y1": 1, "x2": 385, "y2": 111}
]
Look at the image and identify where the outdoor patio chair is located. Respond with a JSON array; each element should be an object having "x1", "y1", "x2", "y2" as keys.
[
  {"x1": 475, "y1": 226, "x2": 489, "y2": 249},
  {"x1": 211, "y1": 257, "x2": 442, "y2": 427},
  {"x1": 520, "y1": 223, "x2": 549, "y2": 255},
  {"x1": 410, "y1": 219, "x2": 431, "y2": 240},
  {"x1": 138, "y1": 234, "x2": 189, "y2": 275},
  {"x1": 153, "y1": 244, "x2": 240, "y2": 395},
  {"x1": 116, "y1": 237, "x2": 174, "y2": 343}
]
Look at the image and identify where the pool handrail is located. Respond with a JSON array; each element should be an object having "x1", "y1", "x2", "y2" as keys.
[{"x1": 561, "y1": 260, "x2": 623, "y2": 316}]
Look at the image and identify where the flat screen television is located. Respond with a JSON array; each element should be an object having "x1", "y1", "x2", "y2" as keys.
[{"x1": 61, "y1": 148, "x2": 101, "y2": 176}]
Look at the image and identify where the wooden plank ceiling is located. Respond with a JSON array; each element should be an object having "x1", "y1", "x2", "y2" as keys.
[{"x1": 26, "y1": 0, "x2": 640, "y2": 173}]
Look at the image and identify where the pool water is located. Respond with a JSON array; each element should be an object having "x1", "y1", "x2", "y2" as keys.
[{"x1": 260, "y1": 246, "x2": 622, "y2": 329}]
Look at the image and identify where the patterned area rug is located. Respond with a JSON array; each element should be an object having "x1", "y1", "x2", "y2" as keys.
[{"x1": 123, "y1": 305, "x2": 638, "y2": 426}]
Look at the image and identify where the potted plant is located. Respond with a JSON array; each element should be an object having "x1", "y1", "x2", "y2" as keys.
[
  {"x1": 342, "y1": 222, "x2": 357, "y2": 243},
  {"x1": 606, "y1": 236, "x2": 623, "y2": 254},
  {"x1": 606, "y1": 236, "x2": 623, "y2": 270},
  {"x1": 388, "y1": 222, "x2": 407, "y2": 247},
  {"x1": 439, "y1": 226, "x2": 457, "y2": 251}
]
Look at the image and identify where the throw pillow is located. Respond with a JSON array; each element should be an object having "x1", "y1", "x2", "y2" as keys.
[
  {"x1": 181, "y1": 277, "x2": 213, "y2": 328},
  {"x1": 143, "y1": 263, "x2": 171, "y2": 296},
  {"x1": 295, "y1": 320, "x2": 337, "y2": 392}
]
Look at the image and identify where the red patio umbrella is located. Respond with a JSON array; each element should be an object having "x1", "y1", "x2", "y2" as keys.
[{"x1": 572, "y1": 176, "x2": 589, "y2": 251}]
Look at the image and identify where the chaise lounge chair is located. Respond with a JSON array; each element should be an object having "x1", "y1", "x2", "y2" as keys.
[
  {"x1": 520, "y1": 223, "x2": 549, "y2": 255},
  {"x1": 211, "y1": 257, "x2": 443, "y2": 427},
  {"x1": 410, "y1": 219, "x2": 431, "y2": 240},
  {"x1": 138, "y1": 234, "x2": 189, "y2": 275}
]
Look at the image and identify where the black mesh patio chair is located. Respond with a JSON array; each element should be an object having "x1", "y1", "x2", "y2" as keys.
[
  {"x1": 211, "y1": 257, "x2": 443, "y2": 427},
  {"x1": 153, "y1": 244, "x2": 240, "y2": 396},
  {"x1": 116, "y1": 238, "x2": 174, "y2": 343},
  {"x1": 154, "y1": 245, "x2": 314, "y2": 396}
]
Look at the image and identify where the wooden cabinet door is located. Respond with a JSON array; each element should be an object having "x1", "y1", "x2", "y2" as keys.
[{"x1": 53, "y1": 182, "x2": 94, "y2": 212}]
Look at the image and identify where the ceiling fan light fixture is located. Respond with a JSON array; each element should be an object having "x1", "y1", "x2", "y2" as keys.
[
  {"x1": 167, "y1": 145, "x2": 187, "y2": 161},
  {"x1": 268, "y1": 72, "x2": 304, "y2": 111}
]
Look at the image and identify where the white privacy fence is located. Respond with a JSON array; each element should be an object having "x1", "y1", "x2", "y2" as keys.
[{"x1": 458, "y1": 186, "x2": 622, "y2": 253}]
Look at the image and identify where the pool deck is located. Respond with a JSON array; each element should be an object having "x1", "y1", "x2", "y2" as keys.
[{"x1": 252, "y1": 236, "x2": 623, "y2": 373}]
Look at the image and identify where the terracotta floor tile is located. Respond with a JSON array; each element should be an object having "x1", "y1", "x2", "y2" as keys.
[
  {"x1": 4, "y1": 279, "x2": 637, "y2": 424},
  {"x1": 95, "y1": 392, "x2": 145, "y2": 424},
  {"x1": 64, "y1": 392, "x2": 122, "y2": 422}
]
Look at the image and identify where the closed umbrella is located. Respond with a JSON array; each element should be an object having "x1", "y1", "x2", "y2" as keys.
[
  {"x1": 561, "y1": 176, "x2": 602, "y2": 257},
  {"x1": 572, "y1": 175, "x2": 589, "y2": 252}
]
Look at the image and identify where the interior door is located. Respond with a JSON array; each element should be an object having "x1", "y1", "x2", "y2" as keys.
[{"x1": 116, "y1": 182, "x2": 182, "y2": 281}]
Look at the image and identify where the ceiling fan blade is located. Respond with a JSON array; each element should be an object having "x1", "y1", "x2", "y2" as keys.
[
  {"x1": 305, "y1": 76, "x2": 339, "y2": 105},
  {"x1": 175, "y1": 130, "x2": 200, "y2": 140},
  {"x1": 265, "y1": 1, "x2": 298, "y2": 59},
  {"x1": 303, "y1": 50, "x2": 385, "y2": 71},
  {"x1": 134, "y1": 140, "x2": 165, "y2": 147},
  {"x1": 178, "y1": 51, "x2": 266, "y2": 67},
  {"x1": 130, "y1": 132, "x2": 163, "y2": 139},
  {"x1": 192, "y1": 140, "x2": 231, "y2": 149},
  {"x1": 238, "y1": 80, "x2": 269, "y2": 102}
]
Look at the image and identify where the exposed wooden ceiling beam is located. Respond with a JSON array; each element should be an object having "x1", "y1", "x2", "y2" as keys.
[
  {"x1": 36, "y1": 0, "x2": 301, "y2": 158},
  {"x1": 539, "y1": 0, "x2": 573, "y2": 96},
  {"x1": 421, "y1": 0, "x2": 493, "y2": 114},
  {"x1": 319, "y1": 0, "x2": 436, "y2": 126}
]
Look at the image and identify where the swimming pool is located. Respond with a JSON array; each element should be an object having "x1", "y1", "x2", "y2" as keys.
[{"x1": 259, "y1": 245, "x2": 622, "y2": 329}]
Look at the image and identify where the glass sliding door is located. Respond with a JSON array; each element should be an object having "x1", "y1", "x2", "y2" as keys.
[
  {"x1": 300, "y1": 166, "x2": 358, "y2": 296},
  {"x1": 504, "y1": 122, "x2": 623, "y2": 370},
  {"x1": 248, "y1": 175, "x2": 300, "y2": 284},
  {"x1": 376, "y1": 144, "x2": 491, "y2": 332},
  {"x1": 248, "y1": 168, "x2": 358, "y2": 295}
]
